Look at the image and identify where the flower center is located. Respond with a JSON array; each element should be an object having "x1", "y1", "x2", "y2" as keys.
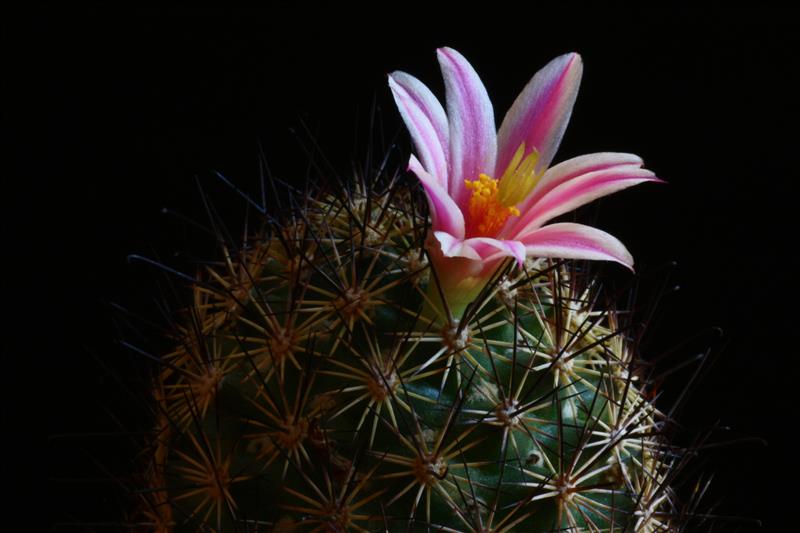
[
  {"x1": 464, "y1": 143, "x2": 542, "y2": 236},
  {"x1": 464, "y1": 174, "x2": 519, "y2": 236}
]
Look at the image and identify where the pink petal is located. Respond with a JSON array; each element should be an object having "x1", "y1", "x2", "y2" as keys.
[
  {"x1": 462, "y1": 237, "x2": 527, "y2": 268},
  {"x1": 437, "y1": 47, "x2": 497, "y2": 209},
  {"x1": 433, "y1": 231, "x2": 481, "y2": 261},
  {"x1": 511, "y1": 165, "x2": 662, "y2": 237},
  {"x1": 388, "y1": 72, "x2": 449, "y2": 188},
  {"x1": 408, "y1": 155, "x2": 465, "y2": 238},
  {"x1": 524, "y1": 152, "x2": 646, "y2": 209},
  {"x1": 519, "y1": 223, "x2": 634, "y2": 270},
  {"x1": 432, "y1": 233, "x2": 526, "y2": 269},
  {"x1": 495, "y1": 53, "x2": 582, "y2": 177}
]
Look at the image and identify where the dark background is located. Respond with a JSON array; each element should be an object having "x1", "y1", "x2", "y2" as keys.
[{"x1": 6, "y1": 5, "x2": 797, "y2": 530}]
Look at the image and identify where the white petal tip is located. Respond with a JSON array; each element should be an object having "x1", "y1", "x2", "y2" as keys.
[
  {"x1": 436, "y1": 47, "x2": 462, "y2": 62},
  {"x1": 550, "y1": 52, "x2": 583, "y2": 71},
  {"x1": 617, "y1": 252, "x2": 635, "y2": 272},
  {"x1": 387, "y1": 73, "x2": 401, "y2": 90}
]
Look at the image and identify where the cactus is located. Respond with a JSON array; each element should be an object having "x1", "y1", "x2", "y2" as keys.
[
  {"x1": 130, "y1": 49, "x2": 680, "y2": 531},
  {"x1": 130, "y1": 183, "x2": 677, "y2": 531}
]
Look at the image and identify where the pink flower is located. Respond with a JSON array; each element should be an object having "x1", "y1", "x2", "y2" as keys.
[{"x1": 389, "y1": 47, "x2": 661, "y2": 317}]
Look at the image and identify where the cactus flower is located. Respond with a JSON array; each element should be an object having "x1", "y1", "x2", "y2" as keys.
[{"x1": 389, "y1": 47, "x2": 661, "y2": 317}]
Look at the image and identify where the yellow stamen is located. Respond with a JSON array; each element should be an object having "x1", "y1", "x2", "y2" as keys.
[
  {"x1": 463, "y1": 142, "x2": 543, "y2": 236},
  {"x1": 464, "y1": 174, "x2": 520, "y2": 236}
]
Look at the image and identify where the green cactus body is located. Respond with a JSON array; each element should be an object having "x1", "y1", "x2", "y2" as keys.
[{"x1": 134, "y1": 180, "x2": 671, "y2": 532}]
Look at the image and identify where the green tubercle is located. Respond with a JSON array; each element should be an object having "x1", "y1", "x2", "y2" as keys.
[{"x1": 132, "y1": 179, "x2": 673, "y2": 532}]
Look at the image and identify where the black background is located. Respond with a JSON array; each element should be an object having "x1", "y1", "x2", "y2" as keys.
[{"x1": 7, "y1": 5, "x2": 798, "y2": 530}]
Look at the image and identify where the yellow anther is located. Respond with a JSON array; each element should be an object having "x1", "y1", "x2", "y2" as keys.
[
  {"x1": 463, "y1": 143, "x2": 542, "y2": 236},
  {"x1": 464, "y1": 174, "x2": 520, "y2": 236}
]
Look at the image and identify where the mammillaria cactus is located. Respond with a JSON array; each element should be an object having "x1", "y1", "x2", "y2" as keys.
[{"x1": 131, "y1": 48, "x2": 680, "y2": 531}]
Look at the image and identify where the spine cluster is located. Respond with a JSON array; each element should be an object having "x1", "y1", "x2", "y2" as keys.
[{"x1": 132, "y1": 175, "x2": 678, "y2": 532}]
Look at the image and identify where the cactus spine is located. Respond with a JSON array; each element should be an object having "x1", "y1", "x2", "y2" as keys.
[{"x1": 131, "y1": 173, "x2": 676, "y2": 532}]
